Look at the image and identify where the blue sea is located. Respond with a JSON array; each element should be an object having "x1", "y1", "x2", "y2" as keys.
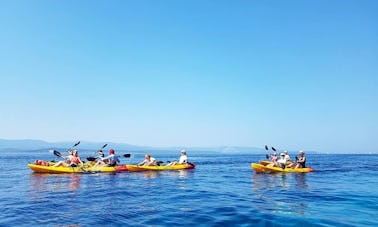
[{"x1": 1, "y1": 150, "x2": 378, "y2": 226}]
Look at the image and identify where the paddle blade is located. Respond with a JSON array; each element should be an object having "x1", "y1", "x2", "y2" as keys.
[
  {"x1": 272, "y1": 147, "x2": 277, "y2": 152},
  {"x1": 53, "y1": 150, "x2": 63, "y2": 158},
  {"x1": 74, "y1": 141, "x2": 80, "y2": 147},
  {"x1": 102, "y1": 144, "x2": 108, "y2": 149},
  {"x1": 266, "y1": 154, "x2": 269, "y2": 159},
  {"x1": 123, "y1": 154, "x2": 131, "y2": 158},
  {"x1": 87, "y1": 157, "x2": 96, "y2": 161},
  {"x1": 265, "y1": 145, "x2": 268, "y2": 150}
]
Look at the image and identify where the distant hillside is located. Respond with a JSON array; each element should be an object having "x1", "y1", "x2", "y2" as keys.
[
  {"x1": 0, "y1": 139, "x2": 265, "y2": 154},
  {"x1": 0, "y1": 139, "x2": 146, "y2": 151},
  {"x1": 0, "y1": 139, "x2": 51, "y2": 150}
]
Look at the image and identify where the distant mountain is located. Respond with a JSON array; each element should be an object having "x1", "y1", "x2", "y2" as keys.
[
  {"x1": 0, "y1": 139, "x2": 51, "y2": 150},
  {"x1": 0, "y1": 139, "x2": 146, "y2": 151},
  {"x1": 0, "y1": 139, "x2": 266, "y2": 154}
]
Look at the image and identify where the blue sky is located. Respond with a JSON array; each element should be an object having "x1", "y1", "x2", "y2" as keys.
[{"x1": 0, "y1": 1, "x2": 377, "y2": 153}]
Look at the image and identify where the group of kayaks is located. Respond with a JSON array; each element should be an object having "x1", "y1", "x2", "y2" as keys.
[
  {"x1": 28, "y1": 142, "x2": 313, "y2": 174},
  {"x1": 28, "y1": 142, "x2": 196, "y2": 174},
  {"x1": 28, "y1": 162, "x2": 196, "y2": 174},
  {"x1": 29, "y1": 160, "x2": 313, "y2": 174}
]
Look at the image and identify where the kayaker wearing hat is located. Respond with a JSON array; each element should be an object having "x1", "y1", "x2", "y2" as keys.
[
  {"x1": 295, "y1": 150, "x2": 306, "y2": 169},
  {"x1": 276, "y1": 153, "x2": 287, "y2": 168},
  {"x1": 167, "y1": 150, "x2": 188, "y2": 166}
]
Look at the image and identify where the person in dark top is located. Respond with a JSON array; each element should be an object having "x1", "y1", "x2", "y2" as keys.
[{"x1": 295, "y1": 150, "x2": 306, "y2": 168}]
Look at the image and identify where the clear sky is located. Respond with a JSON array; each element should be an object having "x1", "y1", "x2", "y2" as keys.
[{"x1": 0, "y1": 0, "x2": 377, "y2": 153}]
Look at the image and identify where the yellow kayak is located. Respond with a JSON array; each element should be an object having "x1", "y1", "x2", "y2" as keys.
[
  {"x1": 251, "y1": 163, "x2": 314, "y2": 173},
  {"x1": 28, "y1": 163, "x2": 119, "y2": 173},
  {"x1": 125, "y1": 163, "x2": 195, "y2": 172}
]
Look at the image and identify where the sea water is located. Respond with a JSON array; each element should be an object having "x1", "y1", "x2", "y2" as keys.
[{"x1": 0, "y1": 150, "x2": 377, "y2": 226}]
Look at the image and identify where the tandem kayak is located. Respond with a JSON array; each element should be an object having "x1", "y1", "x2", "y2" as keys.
[
  {"x1": 28, "y1": 163, "x2": 127, "y2": 173},
  {"x1": 125, "y1": 163, "x2": 195, "y2": 172},
  {"x1": 251, "y1": 163, "x2": 314, "y2": 173}
]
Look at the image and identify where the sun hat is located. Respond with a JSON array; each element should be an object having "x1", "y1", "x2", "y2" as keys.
[
  {"x1": 299, "y1": 150, "x2": 304, "y2": 154},
  {"x1": 280, "y1": 153, "x2": 285, "y2": 156}
]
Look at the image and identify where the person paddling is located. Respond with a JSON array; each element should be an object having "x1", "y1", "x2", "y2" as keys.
[
  {"x1": 53, "y1": 150, "x2": 83, "y2": 167},
  {"x1": 94, "y1": 149, "x2": 120, "y2": 167}
]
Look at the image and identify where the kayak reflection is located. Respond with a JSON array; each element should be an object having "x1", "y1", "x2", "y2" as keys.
[
  {"x1": 29, "y1": 173, "x2": 82, "y2": 196},
  {"x1": 251, "y1": 173, "x2": 308, "y2": 215}
]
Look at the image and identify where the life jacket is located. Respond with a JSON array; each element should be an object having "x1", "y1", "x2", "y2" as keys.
[
  {"x1": 298, "y1": 157, "x2": 306, "y2": 168},
  {"x1": 71, "y1": 156, "x2": 80, "y2": 164},
  {"x1": 35, "y1": 160, "x2": 49, "y2": 166}
]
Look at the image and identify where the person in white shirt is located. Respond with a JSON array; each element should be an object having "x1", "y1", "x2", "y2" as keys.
[
  {"x1": 284, "y1": 150, "x2": 291, "y2": 162},
  {"x1": 167, "y1": 150, "x2": 188, "y2": 166},
  {"x1": 94, "y1": 149, "x2": 120, "y2": 167},
  {"x1": 284, "y1": 150, "x2": 295, "y2": 168},
  {"x1": 276, "y1": 153, "x2": 287, "y2": 168},
  {"x1": 178, "y1": 150, "x2": 188, "y2": 164}
]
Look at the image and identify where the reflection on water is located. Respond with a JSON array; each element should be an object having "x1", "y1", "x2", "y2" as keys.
[
  {"x1": 29, "y1": 173, "x2": 81, "y2": 196},
  {"x1": 162, "y1": 169, "x2": 192, "y2": 178},
  {"x1": 251, "y1": 173, "x2": 308, "y2": 215},
  {"x1": 133, "y1": 169, "x2": 194, "y2": 179},
  {"x1": 294, "y1": 173, "x2": 308, "y2": 190},
  {"x1": 29, "y1": 173, "x2": 49, "y2": 201},
  {"x1": 69, "y1": 175, "x2": 80, "y2": 190}
]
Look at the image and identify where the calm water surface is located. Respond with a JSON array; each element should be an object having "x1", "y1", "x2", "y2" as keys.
[{"x1": 0, "y1": 150, "x2": 378, "y2": 226}]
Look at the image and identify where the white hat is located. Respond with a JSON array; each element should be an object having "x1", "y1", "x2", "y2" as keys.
[
  {"x1": 299, "y1": 150, "x2": 304, "y2": 154},
  {"x1": 280, "y1": 153, "x2": 285, "y2": 156},
  {"x1": 284, "y1": 150, "x2": 288, "y2": 154}
]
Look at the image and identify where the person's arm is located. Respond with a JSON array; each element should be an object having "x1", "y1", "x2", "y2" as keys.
[
  {"x1": 102, "y1": 155, "x2": 115, "y2": 162},
  {"x1": 138, "y1": 159, "x2": 146, "y2": 166}
]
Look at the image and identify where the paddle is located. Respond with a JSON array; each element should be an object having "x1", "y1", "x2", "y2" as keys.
[
  {"x1": 98, "y1": 143, "x2": 108, "y2": 151},
  {"x1": 86, "y1": 144, "x2": 108, "y2": 161},
  {"x1": 123, "y1": 154, "x2": 131, "y2": 158},
  {"x1": 66, "y1": 141, "x2": 80, "y2": 153},
  {"x1": 49, "y1": 149, "x2": 65, "y2": 159},
  {"x1": 265, "y1": 145, "x2": 269, "y2": 159},
  {"x1": 48, "y1": 141, "x2": 80, "y2": 159}
]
